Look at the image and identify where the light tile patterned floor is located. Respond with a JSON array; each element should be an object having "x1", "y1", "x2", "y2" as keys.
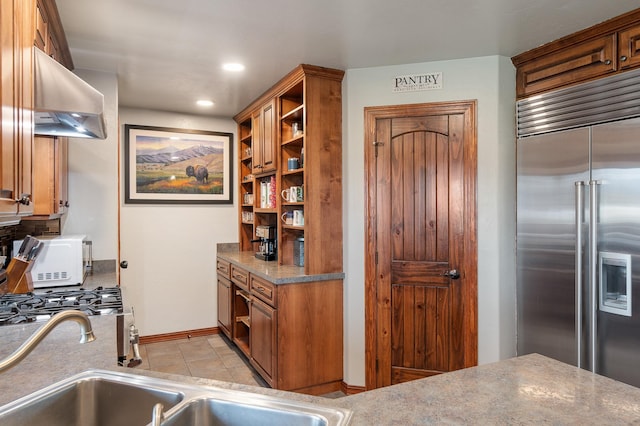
[
  {"x1": 132, "y1": 334, "x2": 268, "y2": 388},
  {"x1": 131, "y1": 334, "x2": 345, "y2": 398}
]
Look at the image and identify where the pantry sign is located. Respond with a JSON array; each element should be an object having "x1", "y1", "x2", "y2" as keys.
[{"x1": 392, "y1": 72, "x2": 442, "y2": 92}]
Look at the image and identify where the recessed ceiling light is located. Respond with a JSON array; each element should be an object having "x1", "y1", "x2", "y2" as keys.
[
  {"x1": 196, "y1": 100, "x2": 214, "y2": 107},
  {"x1": 222, "y1": 63, "x2": 245, "y2": 72}
]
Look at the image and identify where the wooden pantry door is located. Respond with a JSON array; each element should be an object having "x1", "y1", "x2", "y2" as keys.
[{"x1": 364, "y1": 101, "x2": 478, "y2": 389}]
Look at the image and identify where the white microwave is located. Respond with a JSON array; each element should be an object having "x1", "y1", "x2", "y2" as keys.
[{"x1": 13, "y1": 235, "x2": 91, "y2": 288}]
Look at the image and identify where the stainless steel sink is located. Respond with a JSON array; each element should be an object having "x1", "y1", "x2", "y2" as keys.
[{"x1": 0, "y1": 370, "x2": 352, "y2": 426}]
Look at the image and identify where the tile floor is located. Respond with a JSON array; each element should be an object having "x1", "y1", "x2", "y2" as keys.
[
  {"x1": 131, "y1": 334, "x2": 268, "y2": 387},
  {"x1": 131, "y1": 333, "x2": 345, "y2": 398}
]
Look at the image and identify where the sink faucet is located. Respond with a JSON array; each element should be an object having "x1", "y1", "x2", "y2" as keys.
[{"x1": 0, "y1": 310, "x2": 96, "y2": 373}]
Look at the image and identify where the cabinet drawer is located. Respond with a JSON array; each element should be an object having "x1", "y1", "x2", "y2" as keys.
[
  {"x1": 250, "y1": 275, "x2": 276, "y2": 306},
  {"x1": 230, "y1": 264, "x2": 249, "y2": 291},
  {"x1": 619, "y1": 24, "x2": 640, "y2": 71},
  {"x1": 516, "y1": 34, "x2": 616, "y2": 98},
  {"x1": 216, "y1": 258, "x2": 230, "y2": 279}
]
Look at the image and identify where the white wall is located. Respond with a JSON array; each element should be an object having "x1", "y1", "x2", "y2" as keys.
[
  {"x1": 62, "y1": 69, "x2": 119, "y2": 260},
  {"x1": 342, "y1": 56, "x2": 517, "y2": 387},
  {"x1": 117, "y1": 108, "x2": 237, "y2": 336}
]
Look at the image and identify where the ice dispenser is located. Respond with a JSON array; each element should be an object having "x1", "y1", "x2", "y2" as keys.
[{"x1": 599, "y1": 252, "x2": 632, "y2": 316}]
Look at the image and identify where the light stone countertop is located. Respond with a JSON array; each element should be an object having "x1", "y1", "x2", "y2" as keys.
[
  {"x1": 216, "y1": 250, "x2": 345, "y2": 284},
  {"x1": 330, "y1": 353, "x2": 640, "y2": 425}
]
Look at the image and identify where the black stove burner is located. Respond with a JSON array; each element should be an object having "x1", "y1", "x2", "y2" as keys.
[{"x1": 0, "y1": 286, "x2": 123, "y2": 326}]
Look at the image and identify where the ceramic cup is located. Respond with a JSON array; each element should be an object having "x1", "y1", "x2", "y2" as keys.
[
  {"x1": 288, "y1": 157, "x2": 300, "y2": 170},
  {"x1": 293, "y1": 210, "x2": 304, "y2": 226},
  {"x1": 281, "y1": 211, "x2": 293, "y2": 225}
]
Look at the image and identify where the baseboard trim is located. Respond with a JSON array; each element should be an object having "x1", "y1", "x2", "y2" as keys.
[
  {"x1": 341, "y1": 382, "x2": 365, "y2": 395},
  {"x1": 139, "y1": 327, "x2": 219, "y2": 345}
]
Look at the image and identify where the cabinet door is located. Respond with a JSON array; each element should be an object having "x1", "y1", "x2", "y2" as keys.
[
  {"x1": 515, "y1": 34, "x2": 616, "y2": 98},
  {"x1": 251, "y1": 110, "x2": 262, "y2": 174},
  {"x1": 260, "y1": 100, "x2": 276, "y2": 173},
  {"x1": 29, "y1": 136, "x2": 68, "y2": 217},
  {"x1": 0, "y1": 0, "x2": 34, "y2": 216},
  {"x1": 619, "y1": 24, "x2": 640, "y2": 70},
  {"x1": 250, "y1": 296, "x2": 277, "y2": 386},
  {"x1": 58, "y1": 137, "x2": 69, "y2": 214},
  {"x1": 217, "y1": 275, "x2": 232, "y2": 338},
  {"x1": 251, "y1": 101, "x2": 276, "y2": 174}
]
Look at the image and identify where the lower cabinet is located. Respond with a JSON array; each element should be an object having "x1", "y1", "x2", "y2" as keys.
[
  {"x1": 216, "y1": 256, "x2": 343, "y2": 395},
  {"x1": 249, "y1": 296, "x2": 276, "y2": 386},
  {"x1": 216, "y1": 275, "x2": 232, "y2": 338}
]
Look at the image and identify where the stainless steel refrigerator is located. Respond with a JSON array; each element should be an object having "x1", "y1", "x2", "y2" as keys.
[{"x1": 517, "y1": 69, "x2": 640, "y2": 387}]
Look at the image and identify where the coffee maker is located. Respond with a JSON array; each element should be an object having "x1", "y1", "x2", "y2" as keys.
[{"x1": 253, "y1": 225, "x2": 277, "y2": 261}]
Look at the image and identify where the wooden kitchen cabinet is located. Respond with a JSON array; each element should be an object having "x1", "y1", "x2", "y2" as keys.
[
  {"x1": 251, "y1": 100, "x2": 276, "y2": 175},
  {"x1": 234, "y1": 65, "x2": 344, "y2": 274},
  {"x1": 24, "y1": 136, "x2": 69, "y2": 219},
  {"x1": 35, "y1": 0, "x2": 73, "y2": 69},
  {"x1": 512, "y1": 9, "x2": 640, "y2": 98},
  {"x1": 249, "y1": 295, "x2": 277, "y2": 386},
  {"x1": 217, "y1": 275, "x2": 233, "y2": 339},
  {"x1": 216, "y1": 254, "x2": 343, "y2": 395},
  {"x1": 1, "y1": 0, "x2": 73, "y2": 222},
  {"x1": 0, "y1": 0, "x2": 35, "y2": 219},
  {"x1": 216, "y1": 258, "x2": 232, "y2": 339}
]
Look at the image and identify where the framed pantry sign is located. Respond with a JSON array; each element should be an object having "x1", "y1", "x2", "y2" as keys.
[{"x1": 124, "y1": 124, "x2": 234, "y2": 204}]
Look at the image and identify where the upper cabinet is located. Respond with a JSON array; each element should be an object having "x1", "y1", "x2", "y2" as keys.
[
  {"x1": 0, "y1": 0, "x2": 36, "y2": 219},
  {"x1": 234, "y1": 65, "x2": 344, "y2": 275},
  {"x1": 512, "y1": 9, "x2": 640, "y2": 99},
  {"x1": 251, "y1": 100, "x2": 276, "y2": 175},
  {"x1": 24, "y1": 136, "x2": 69, "y2": 220},
  {"x1": 34, "y1": 0, "x2": 73, "y2": 69}
]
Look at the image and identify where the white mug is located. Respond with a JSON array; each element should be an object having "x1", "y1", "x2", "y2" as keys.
[
  {"x1": 281, "y1": 211, "x2": 293, "y2": 225},
  {"x1": 293, "y1": 210, "x2": 304, "y2": 226},
  {"x1": 290, "y1": 186, "x2": 303, "y2": 202}
]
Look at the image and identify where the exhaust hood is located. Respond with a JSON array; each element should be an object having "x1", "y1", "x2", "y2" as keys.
[{"x1": 34, "y1": 48, "x2": 107, "y2": 139}]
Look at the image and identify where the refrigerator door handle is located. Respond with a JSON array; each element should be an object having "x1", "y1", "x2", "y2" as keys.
[
  {"x1": 575, "y1": 181, "x2": 585, "y2": 368},
  {"x1": 588, "y1": 180, "x2": 600, "y2": 372}
]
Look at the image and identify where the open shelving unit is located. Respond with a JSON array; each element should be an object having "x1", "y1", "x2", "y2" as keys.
[{"x1": 233, "y1": 64, "x2": 344, "y2": 275}]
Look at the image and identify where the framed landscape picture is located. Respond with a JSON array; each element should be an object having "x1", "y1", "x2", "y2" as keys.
[{"x1": 124, "y1": 124, "x2": 234, "y2": 204}]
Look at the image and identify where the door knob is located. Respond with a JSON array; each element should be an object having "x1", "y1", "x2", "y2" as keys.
[
  {"x1": 443, "y1": 269, "x2": 460, "y2": 279},
  {"x1": 120, "y1": 260, "x2": 128, "y2": 269}
]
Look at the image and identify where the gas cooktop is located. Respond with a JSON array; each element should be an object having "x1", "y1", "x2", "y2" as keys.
[{"x1": 0, "y1": 287, "x2": 122, "y2": 326}]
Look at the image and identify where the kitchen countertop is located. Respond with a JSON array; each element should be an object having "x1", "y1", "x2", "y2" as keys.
[
  {"x1": 2, "y1": 313, "x2": 640, "y2": 426},
  {"x1": 331, "y1": 353, "x2": 640, "y2": 425},
  {"x1": 216, "y1": 249, "x2": 345, "y2": 284}
]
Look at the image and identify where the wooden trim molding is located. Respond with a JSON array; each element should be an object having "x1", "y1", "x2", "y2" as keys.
[{"x1": 139, "y1": 327, "x2": 219, "y2": 345}]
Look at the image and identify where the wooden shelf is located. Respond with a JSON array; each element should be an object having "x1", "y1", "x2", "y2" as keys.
[
  {"x1": 236, "y1": 290, "x2": 251, "y2": 302},
  {"x1": 237, "y1": 315, "x2": 251, "y2": 327},
  {"x1": 281, "y1": 168, "x2": 304, "y2": 176},
  {"x1": 282, "y1": 135, "x2": 304, "y2": 145},
  {"x1": 281, "y1": 104, "x2": 304, "y2": 121}
]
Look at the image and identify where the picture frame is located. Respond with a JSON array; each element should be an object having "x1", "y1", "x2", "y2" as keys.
[{"x1": 124, "y1": 124, "x2": 234, "y2": 204}]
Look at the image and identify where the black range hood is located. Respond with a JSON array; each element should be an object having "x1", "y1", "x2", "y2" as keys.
[{"x1": 33, "y1": 47, "x2": 107, "y2": 139}]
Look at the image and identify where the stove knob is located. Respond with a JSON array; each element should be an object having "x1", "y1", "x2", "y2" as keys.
[{"x1": 120, "y1": 260, "x2": 128, "y2": 269}]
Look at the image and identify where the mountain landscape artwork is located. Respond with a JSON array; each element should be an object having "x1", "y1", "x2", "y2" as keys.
[{"x1": 124, "y1": 125, "x2": 233, "y2": 204}]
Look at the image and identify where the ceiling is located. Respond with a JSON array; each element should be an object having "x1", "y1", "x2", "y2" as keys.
[{"x1": 56, "y1": 0, "x2": 640, "y2": 118}]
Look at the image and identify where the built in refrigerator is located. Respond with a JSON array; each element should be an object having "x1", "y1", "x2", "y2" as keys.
[{"x1": 517, "y1": 68, "x2": 640, "y2": 388}]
